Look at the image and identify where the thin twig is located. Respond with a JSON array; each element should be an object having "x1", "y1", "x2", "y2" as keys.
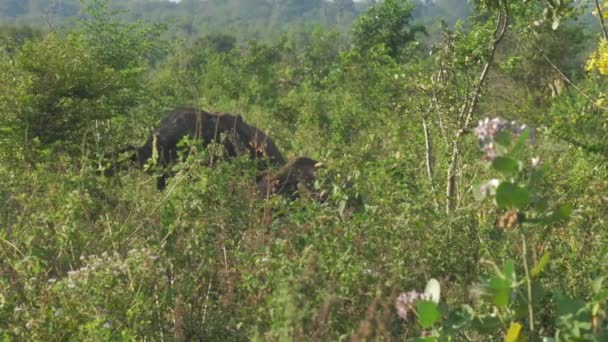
[
  {"x1": 201, "y1": 281, "x2": 213, "y2": 327},
  {"x1": 540, "y1": 50, "x2": 608, "y2": 111},
  {"x1": 594, "y1": 0, "x2": 608, "y2": 41},
  {"x1": 422, "y1": 117, "x2": 434, "y2": 182},
  {"x1": 0, "y1": 238, "x2": 25, "y2": 257}
]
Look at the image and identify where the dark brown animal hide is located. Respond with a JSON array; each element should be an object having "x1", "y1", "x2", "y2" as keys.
[
  {"x1": 107, "y1": 107, "x2": 285, "y2": 190},
  {"x1": 256, "y1": 157, "x2": 327, "y2": 202}
]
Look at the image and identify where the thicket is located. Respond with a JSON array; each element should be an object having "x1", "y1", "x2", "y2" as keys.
[{"x1": 0, "y1": 0, "x2": 607, "y2": 340}]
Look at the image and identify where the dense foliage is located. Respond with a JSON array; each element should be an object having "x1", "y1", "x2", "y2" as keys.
[{"x1": 0, "y1": 0, "x2": 607, "y2": 340}]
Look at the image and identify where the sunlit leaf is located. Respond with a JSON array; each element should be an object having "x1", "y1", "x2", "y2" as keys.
[
  {"x1": 495, "y1": 182, "x2": 531, "y2": 208},
  {"x1": 592, "y1": 277, "x2": 605, "y2": 294},
  {"x1": 492, "y1": 156, "x2": 522, "y2": 177},
  {"x1": 503, "y1": 260, "x2": 516, "y2": 283},
  {"x1": 417, "y1": 300, "x2": 441, "y2": 329},
  {"x1": 531, "y1": 252, "x2": 551, "y2": 278},
  {"x1": 489, "y1": 276, "x2": 511, "y2": 309},
  {"x1": 505, "y1": 322, "x2": 522, "y2": 342}
]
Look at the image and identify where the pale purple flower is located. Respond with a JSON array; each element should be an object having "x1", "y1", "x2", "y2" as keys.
[
  {"x1": 474, "y1": 118, "x2": 530, "y2": 160},
  {"x1": 395, "y1": 291, "x2": 432, "y2": 321},
  {"x1": 395, "y1": 291, "x2": 421, "y2": 321}
]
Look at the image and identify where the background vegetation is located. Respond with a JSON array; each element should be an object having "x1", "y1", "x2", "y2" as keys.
[{"x1": 0, "y1": 0, "x2": 607, "y2": 340}]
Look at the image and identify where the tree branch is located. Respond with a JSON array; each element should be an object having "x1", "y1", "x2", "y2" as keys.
[
  {"x1": 594, "y1": 0, "x2": 608, "y2": 41},
  {"x1": 446, "y1": 1, "x2": 508, "y2": 214},
  {"x1": 423, "y1": 115, "x2": 434, "y2": 183},
  {"x1": 540, "y1": 49, "x2": 608, "y2": 111}
]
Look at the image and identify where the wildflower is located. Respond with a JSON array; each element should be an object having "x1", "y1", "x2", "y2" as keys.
[
  {"x1": 531, "y1": 156, "x2": 541, "y2": 168},
  {"x1": 474, "y1": 118, "x2": 530, "y2": 160},
  {"x1": 395, "y1": 278, "x2": 441, "y2": 321},
  {"x1": 395, "y1": 291, "x2": 424, "y2": 321},
  {"x1": 479, "y1": 179, "x2": 501, "y2": 197}
]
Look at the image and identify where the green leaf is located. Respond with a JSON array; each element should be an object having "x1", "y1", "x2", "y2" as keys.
[
  {"x1": 492, "y1": 156, "x2": 522, "y2": 177},
  {"x1": 531, "y1": 252, "x2": 551, "y2": 278},
  {"x1": 511, "y1": 127, "x2": 532, "y2": 154},
  {"x1": 556, "y1": 295, "x2": 586, "y2": 318},
  {"x1": 444, "y1": 306, "x2": 473, "y2": 332},
  {"x1": 495, "y1": 182, "x2": 531, "y2": 208},
  {"x1": 557, "y1": 205, "x2": 572, "y2": 219},
  {"x1": 489, "y1": 276, "x2": 511, "y2": 309},
  {"x1": 592, "y1": 277, "x2": 605, "y2": 295},
  {"x1": 471, "y1": 315, "x2": 502, "y2": 333},
  {"x1": 495, "y1": 130, "x2": 512, "y2": 148},
  {"x1": 417, "y1": 300, "x2": 441, "y2": 329},
  {"x1": 505, "y1": 322, "x2": 522, "y2": 342},
  {"x1": 503, "y1": 260, "x2": 516, "y2": 283}
]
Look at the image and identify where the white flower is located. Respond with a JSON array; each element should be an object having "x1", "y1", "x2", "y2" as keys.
[
  {"x1": 424, "y1": 278, "x2": 441, "y2": 303},
  {"x1": 531, "y1": 156, "x2": 541, "y2": 168},
  {"x1": 479, "y1": 179, "x2": 501, "y2": 197}
]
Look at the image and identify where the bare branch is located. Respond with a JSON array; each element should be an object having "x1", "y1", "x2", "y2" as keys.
[
  {"x1": 423, "y1": 115, "x2": 434, "y2": 183},
  {"x1": 540, "y1": 50, "x2": 608, "y2": 111},
  {"x1": 594, "y1": 0, "x2": 608, "y2": 41}
]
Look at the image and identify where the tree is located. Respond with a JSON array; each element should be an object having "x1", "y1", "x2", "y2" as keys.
[
  {"x1": 0, "y1": 0, "x2": 167, "y2": 148},
  {"x1": 352, "y1": 0, "x2": 426, "y2": 59},
  {"x1": 0, "y1": 24, "x2": 42, "y2": 55}
]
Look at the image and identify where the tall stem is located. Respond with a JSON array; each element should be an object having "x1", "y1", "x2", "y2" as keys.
[{"x1": 521, "y1": 234, "x2": 535, "y2": 334}]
